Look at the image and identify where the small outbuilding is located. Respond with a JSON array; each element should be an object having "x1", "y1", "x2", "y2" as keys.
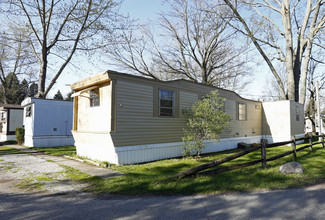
[
  {"x1": 70, "y1": 70, "x2": 305, "y2": 165},
  {"x1": 262, "y1": 100, "x2": 305, "y2": 142},
  {"x1": 0, "y1": 104, "x2": 23, "y2": 141},
  {"x1": 21, "y1": 98, "x2": 74, "y2": 148}
]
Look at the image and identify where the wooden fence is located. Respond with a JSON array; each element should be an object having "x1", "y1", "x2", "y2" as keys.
[
  {"x1": 261, "y1": 134, "x2": 325, "y2": 168},
  {"x1": 161, "y1": 134, "x2": 325, "y2": 182}
]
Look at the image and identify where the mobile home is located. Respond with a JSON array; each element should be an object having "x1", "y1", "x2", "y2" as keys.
[
  {"x1": 70, "y1": 70, "x2": 304, "y2": 165},
  {"x1": 21, "y1": 98, "x2": 74, "y2": 147}
]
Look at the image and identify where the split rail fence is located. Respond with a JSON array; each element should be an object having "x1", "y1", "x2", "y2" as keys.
[{"x1": 161, "y1": 134, "x2": 325, "y2": 182}]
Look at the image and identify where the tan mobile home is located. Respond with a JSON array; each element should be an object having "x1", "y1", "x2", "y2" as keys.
[{"x1": 71, "y1": 70, "x2": 304, "y2": 165}]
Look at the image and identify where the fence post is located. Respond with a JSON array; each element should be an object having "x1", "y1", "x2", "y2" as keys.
[
  {"x1": 261, "y1": 139, "x2": 267, "y2": 168},
  {"x1": 308, "y1": 133, "x2": 313, "y2": 151},
  {"x1": 291, "y1": 135, "x2": 297, "y2": 160}
]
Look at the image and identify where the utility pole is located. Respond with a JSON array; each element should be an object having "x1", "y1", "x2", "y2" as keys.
[{"x1": 316, "y1": 81, "x2": 323, "y2": 139}]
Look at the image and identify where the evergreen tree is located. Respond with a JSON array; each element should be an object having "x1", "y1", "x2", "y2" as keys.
[
  {"x1": 19, "y1": 79, "x2": 29, "y2": 102},
  {"x1": 65, "y1": 91, "x2": 74, "y2": 101},
  {"x1": 53, "y1": 90, "x2": 64, "y2": 100},
  {"x1": 28, "y1": 83, "x2": 38, "y2": 97},
  {"x1": 0, "y1": 73, "x2": 29, "y2": 104}
]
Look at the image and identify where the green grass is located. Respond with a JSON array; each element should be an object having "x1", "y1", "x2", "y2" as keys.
[
  {"x1": 0, "y1": 146, "x2": 24, "y2": 155},
  {"x1": 31, "y1": 146, "x2": 76, "y2": 156},
  {"x1": 90, "y1": 143, "x2": 325, "y2": 195},
  {"x1": 30, "y1": 143, "x2": 325, "y2": 195}
]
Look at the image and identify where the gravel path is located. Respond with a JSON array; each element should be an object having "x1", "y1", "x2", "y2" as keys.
[
  {"x1": 0, "y1": 144, "x2": 122, "y2": 195},
  {"x1": 0, "y1": 152, "x2": 89, "y2": 195}
]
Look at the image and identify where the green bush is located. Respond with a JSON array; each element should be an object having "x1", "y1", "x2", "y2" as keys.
[
  {"x1": 15, "y1": 127, "x2": 25, "y2": 145},
  {"x1": 182, "y1": 90, "x2": 231, "y2": 157}
]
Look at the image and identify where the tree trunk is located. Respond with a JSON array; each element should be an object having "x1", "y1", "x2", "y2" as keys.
[
  {"x1": 37, "y1": 59, "x2": 47, "y2": 98},
  {"x1": 36, "y1": 0, "x2": 48, "y2": 99},
  {"x1": 299, "y1": 41, "x2": 313, "y2": 105},
  {"x1": 281, "y1": 0, "x2": 296, "y2": 101}
]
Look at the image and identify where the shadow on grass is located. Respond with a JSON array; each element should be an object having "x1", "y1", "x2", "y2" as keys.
[
  {"x1": 93, "y1": 144, "x2": 325, "y2": 196},
  {"x1": 31, "y1": 146, "x2": 76, "y2": 156},
  {"x1": 0, "y1": 146, "x2": 25, "y2": 155}
]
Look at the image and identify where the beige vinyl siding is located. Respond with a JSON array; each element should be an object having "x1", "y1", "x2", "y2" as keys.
[
  {"x1": 219, "y1": 100, "x2": 262, "y2": 139},
  {"x1": 111, "y1": 80, "x2": 188, "y2": 147},
  {"x1": 110, "y1": 77, "x2": 262, "y2": 147},
  {"x1": 74, "y1": 71, "x2": 263, "y2": 148},
  {"x1": 179, "y1": 91, "x2": 198, "y2": 118}
]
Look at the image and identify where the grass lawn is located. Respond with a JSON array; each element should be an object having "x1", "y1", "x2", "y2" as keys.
[
  {"x1": 31, "y1": 146, "x2": 76, "y2": 156},
  {"x1": 30, "y1": 143, "x2": 325, "y2": 195},
  {"x1": 0, "y1": 146, "x2": 25, "y2": 155}
]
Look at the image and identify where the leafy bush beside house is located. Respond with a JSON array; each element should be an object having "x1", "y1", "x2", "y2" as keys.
[
  {"x1": 182, "y1": 90, "x2": 231, "y2": 156},
  {"x1": 16, "y1": 127, "x2": 24, "y2": 145}
]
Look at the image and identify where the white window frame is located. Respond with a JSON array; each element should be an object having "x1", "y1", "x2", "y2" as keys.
[
  {"x1": 89, "y1": 89, "x2": 100, "y2": 107},
  {"x1": 238, "y1": 102, "x2": 246, "y2": 121}
]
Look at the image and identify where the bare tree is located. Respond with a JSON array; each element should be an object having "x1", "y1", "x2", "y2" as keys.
[
  {"x1": 2, "y1": 0, "x2": 122, "y2": 98},
  {"x1": 106, "y1": 0, "x2": 252, "y2": 93},
  {"x1": 261, "y1": 64, "x2": 287, "y2": 102},
  {"x1": 223, "y1": 0, "x2": 325, "y2": 104},
  {"x1": 305, "y1": 58, "x2": 325, "y2": 134},
  {"x1": 105, "y1": 24, "x2": 161, "y2": 80},
  {"x1": 0, "y1": 23, "x2": 37, "y2": 104}
]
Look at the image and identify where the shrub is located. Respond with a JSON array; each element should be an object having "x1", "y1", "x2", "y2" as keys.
[
  {"x1": 16, "y1": 127, "x2": 24, "y2": 145},
  {"x1": 182, "y1": 90, "x2": 231, "y2": 157}
]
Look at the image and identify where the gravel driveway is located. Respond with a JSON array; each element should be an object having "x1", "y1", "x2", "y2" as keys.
[
  {"x1": 0, "y1": 144, "x2": 120, "y2": 195},
  {"x1": 0, "y1": 152, "x2": 88, "y2": 194}
]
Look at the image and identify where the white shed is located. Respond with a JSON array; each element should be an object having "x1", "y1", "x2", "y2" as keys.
[
  {"x1": 262, "y1": 100, "x2": 305, "y2": 142},
  {"x1": 21, "y1": 98, "x2": 74, "y2": 147}
]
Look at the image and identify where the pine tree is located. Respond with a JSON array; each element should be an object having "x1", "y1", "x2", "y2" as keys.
[
  {"x1": 0, "y1": 73, "x2": 29, "y2": 104},
  {"x1": 65, "y1": 91, "x2": 74, "y2": 101},
  {"x1": 53, "y1": 90, "x2": 64, "y2": 100},
  {"x1": 28, "y1": 83, "x2": 38, "y2": 97}
]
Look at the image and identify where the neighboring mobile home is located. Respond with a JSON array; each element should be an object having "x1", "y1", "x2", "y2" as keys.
[
  {"x1": 262, "y1": 100, "x2": 305, "y2": 143},
  {"x1": 0, "y1": 104, "x2": 23, "y2": 141},
  {"x1": 21, "y1": 98, "x2": 74, "y2": 147},
  {"x1": 71, "y1": 70, "x2": 305, "y2": 165}
]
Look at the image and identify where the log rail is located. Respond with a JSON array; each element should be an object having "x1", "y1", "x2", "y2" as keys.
[{"x1": 160, "y1": 134, "x2": 325, "y2": 182}]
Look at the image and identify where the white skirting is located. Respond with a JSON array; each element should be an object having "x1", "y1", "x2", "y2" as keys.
[
  {"x1": 75, "y1": 135, "x2": 263, "y2": 165},
  {"x1": 115, "y1": 136, "x2": 263, "y2": 165},
  {"x1": 24, "y1": 135, "x2": 74, "y2": 148}
]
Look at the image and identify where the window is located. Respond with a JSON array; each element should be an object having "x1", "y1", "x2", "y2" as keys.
[
  {"x1": 26, "y1": 106, "x2": 32, "y2": 117},
  {"x1": 90, "y1": 89, "x2": 100, "y2": 107},
  {"x1": 238, "y1": 103, "x2": 246, "y2": 121},
  {"x1": 296, "y1": 106, "x2": 300, "y2": 121},
  {"x1": 159, "y1": 89, "x2": 174, "y2": 116}
]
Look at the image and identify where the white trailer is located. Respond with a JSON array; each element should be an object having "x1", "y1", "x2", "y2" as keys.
[{"x1": 21, "y1": 98, "x2": 74, "y2": 147}]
